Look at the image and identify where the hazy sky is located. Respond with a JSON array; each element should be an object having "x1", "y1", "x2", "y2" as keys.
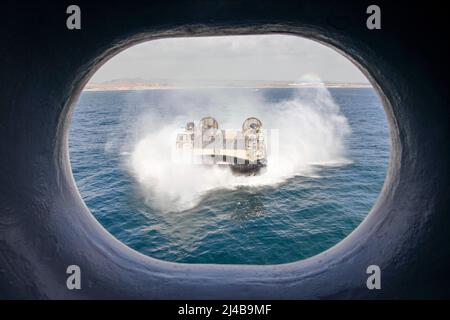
[{"x1": 90, "y1": 35, "x2": 369, "y2": 84}]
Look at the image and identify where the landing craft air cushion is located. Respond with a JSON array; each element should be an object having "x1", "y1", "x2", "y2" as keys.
[{"x1": 176, "y1": 117, "x2": 267, "y2": 175}]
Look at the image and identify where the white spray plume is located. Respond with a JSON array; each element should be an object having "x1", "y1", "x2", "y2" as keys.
[{"x1": 129, "y1": 76, "x2": 351, "y2": 212}]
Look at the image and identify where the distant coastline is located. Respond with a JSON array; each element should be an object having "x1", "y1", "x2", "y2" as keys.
[{"x1": 83, "y1": 79, "x2": 372, "y2": 92}]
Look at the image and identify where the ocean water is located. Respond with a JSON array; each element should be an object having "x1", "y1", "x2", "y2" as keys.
[{"x1": 69, "y1": 87, "x2": 389, "y2": 265}]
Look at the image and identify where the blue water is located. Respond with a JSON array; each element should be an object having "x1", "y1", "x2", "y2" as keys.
[{"x1": 69, "y1": 88, "x2": 389, "y2": 265}]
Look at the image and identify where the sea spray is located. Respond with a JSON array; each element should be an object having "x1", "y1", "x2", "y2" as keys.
[{"x1": 129, "y1": 81, "x2": 351, "y2": 212}]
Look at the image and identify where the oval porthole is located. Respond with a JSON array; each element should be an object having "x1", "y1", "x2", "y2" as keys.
[{"x1": 69, "y1": 34, "x2": 390, "y2": 265}]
